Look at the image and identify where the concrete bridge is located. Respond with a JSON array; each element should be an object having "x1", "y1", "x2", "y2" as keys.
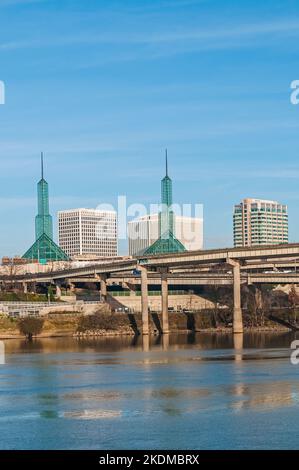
[
  {"x1": 2, "y1": 243, "x2": 299, "y2": 335},
  {"x1": 105, "y1": 272, "x2": 299, "y2": 286}
]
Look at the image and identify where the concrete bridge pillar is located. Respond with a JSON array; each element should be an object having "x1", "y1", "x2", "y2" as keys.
[
  {"x1": 100, "y1": 274, "x2": 107, "y2": 301},
  {"x1": 227, "y1": 258, "x2": 244, "y2": 334},
  {"x1": 140, "y1": 266, "x2": 149, "y2": 335},
  {"x1": 142, "y1": 334, "x2": 150, "y2": 352},
  {"x1": 233, "y1": 331, "x2": 243, "y2": 362},
  {"x1": 161, "y1": 269, "x2": 170, "y2": 334},
  {"x1": 22, "y1": 282, "x2": 28, "y2": 294},
  {"x1": 232, "y1": 262, "x2": 244, "y2": 334}
]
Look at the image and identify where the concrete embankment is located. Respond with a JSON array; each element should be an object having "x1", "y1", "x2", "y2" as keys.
[{"x1": 107, "y1": 293, "x2": 216, "y2": 312}]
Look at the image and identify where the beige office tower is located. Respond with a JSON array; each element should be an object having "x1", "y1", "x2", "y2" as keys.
[
  {"x1": 233, "y1": 198, "x2": 288, "y2": 247},
  {"x1": 128, "y1": 213, "x2": 203, "y2": 256},
  {"x1": 58, "y1": 208, "x2": 118, "y2": 258}
]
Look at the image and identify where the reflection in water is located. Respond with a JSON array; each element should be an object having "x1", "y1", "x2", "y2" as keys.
[
  {"x1": 63, "y1": 391, "x2": 122, "y2": 402},
  {"x1": 4, "y1": 331, "x2": 299, "y2": 354},
  {"x1": 162, "y1": 334, "x2": 169, "y2": 351},
  {"x1": 40, "y1": 410, "x2": 59, "y2": 419},
  {"x1": 38, "y1": 394, "x2": 60, "y2": 405},
  {"x1": 230, "y1": 382, "x2": 295, "y2": 411},
  {"x1": 64, "y1": 410, "x2": 121, "y2": 420},
  {"x1": 234, "y1": 333, "x2": 243, "y2": 351},
  {"x1": 1, "y1": 332, "x2": 299, "y2": 450},
  {"x1": 0, "y1": 340, "x2": 5, "y2": 365},
  {"x1": 234, "y1": 333, "x2": 244, "y2": 363},
  {"x1": 142, "y1": 335, "x2": 150, "y2": 352}
]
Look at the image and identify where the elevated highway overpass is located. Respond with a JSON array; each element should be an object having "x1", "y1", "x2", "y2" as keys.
[
  {"x1": 105, "y1": 272, "x2": 299, "y2": 286},
  {"x1": 2, "y1": 243, "x2": 299, "y2": 336},
  {"x1": 2, "y1": 243, "x2": 299, "y2": 283}
]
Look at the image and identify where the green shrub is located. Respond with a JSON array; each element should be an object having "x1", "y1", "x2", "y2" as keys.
[{"x1": 0, "y1": 293, "x2": 48, "y2": 302}]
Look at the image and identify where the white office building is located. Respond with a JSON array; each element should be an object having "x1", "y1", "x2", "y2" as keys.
[
  {"x1": 128, "y1": 213, "x2": 203, "y2": 256},
  {"x1": 233, "y1": 198, "x2": 288, "y2": 247},
  {"x1": 58, "y1": 208, "x2": 118, "y2": 258}
]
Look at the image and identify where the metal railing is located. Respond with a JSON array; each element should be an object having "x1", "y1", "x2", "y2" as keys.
[{"x1": 0, "y1": 300, "x2": 102, "y2": 317}]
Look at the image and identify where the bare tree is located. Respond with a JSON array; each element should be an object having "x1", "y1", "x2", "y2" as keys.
[
  {"x1": 260, "y1": 286, "x2": 273, "y2": 327},
  {"x1": 288, "y1": 285, "x2": 299, "y2": 324},
  {"x1": 2, "y1": 259, "x2": 23, "y2": 292},
  {"x1": 209, "y1": 285, "x2": 223, "y2": 328},
  {"x1": 48, "y1": 260, "x2": 72, "y2": 273},
  {"x1": 246, "y1": 288, "x2": 258, "y2": 327}
]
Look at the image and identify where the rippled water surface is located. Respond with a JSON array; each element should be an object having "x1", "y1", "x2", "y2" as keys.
[{"x1": 0, "y1": 332, "x2": 299, "y2": 449}]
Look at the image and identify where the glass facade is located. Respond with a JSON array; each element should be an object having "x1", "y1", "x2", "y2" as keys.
[
  {"x1": 144, "y1": 231, "x2": 186, "y2": 255},
  {"x1": 145, "y1": 154, "x2": 186, "y2": 255},
  {"x1": 233, "y1": 198, "x2": 288, "y2": 247},
  {"x1": 35, "y1": 178, "x2": 53, "y2": 240},
  {"x1": 23, "y1": 155, "x2": 69, "y2": 263},
  {"x1": 23, "y1": 233, "x2": 69, "y2": 264},
  {"x1": 160, "y1": 175, "x2": 175, "y2": 239}
]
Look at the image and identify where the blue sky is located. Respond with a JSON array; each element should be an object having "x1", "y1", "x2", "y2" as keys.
[{"x1": 0, "y1": 0, "x2": 299, "y2": 256}]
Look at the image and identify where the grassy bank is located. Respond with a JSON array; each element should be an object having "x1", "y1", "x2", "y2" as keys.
[
  {"x1": 0, "y1": 292, "x2": 49, "y2": 302},
  {"x1": 0, "y1": 314, "x2": 79, "y2": 338}
]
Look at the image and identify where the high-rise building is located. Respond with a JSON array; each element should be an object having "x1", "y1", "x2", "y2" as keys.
[
  {"x1": 143, "y1": 151, "x2": 187, "y2": 255},
  {"x1": 58, "y1": 208, "x2": 118, "y2": 258},
  {"x1": 233, "y1": 198, "x2": 288, "y2": 247},
  {"x1": 128, "y1": 213, "x2": 203, "y2": 256},
  {"x1": 23, "y1": 154, "x2": 69, "y2": 264}
]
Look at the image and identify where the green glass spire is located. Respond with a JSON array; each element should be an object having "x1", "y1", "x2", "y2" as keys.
[
  {"x1": 144, "y1": 150, "x2": 186, "y2": 255},
  {"x1": 23, "y1": 154, "x2": 69, "y2": 264},
  {"x1": 162, "y1": 149, "x2": 172, "y2": 204},
  {"x1": 35, "y1": 152, "x2": 53, "y2": 240},
  {"x1": 160, "y1": 149, "x2": 174, "y2": 238}
]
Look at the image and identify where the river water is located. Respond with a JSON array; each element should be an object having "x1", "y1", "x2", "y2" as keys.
[{"x1": 0, "y1": 332, "x2": 298, "y2": 450}]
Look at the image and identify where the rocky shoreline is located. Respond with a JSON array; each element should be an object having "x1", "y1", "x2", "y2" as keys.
[
  {"x1": 0, "y1": 326, "x2": 289, "y2": 340},
  {"x1": 0, "y1": 310, "x2": 290, "y2": 340}
]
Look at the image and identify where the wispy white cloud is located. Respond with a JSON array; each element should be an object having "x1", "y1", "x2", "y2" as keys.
[
  {"x1": 1, "y1": 18, "x2": 299, "y2": 53},
  {"x1": 0, "y1": 118, "x2": 297, "y2": 169}
]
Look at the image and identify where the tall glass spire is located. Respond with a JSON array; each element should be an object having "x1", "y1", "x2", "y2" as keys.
[
  {"x1": 144, "y1": 150, "x2": 186, "y2": 255},
  {"x1": 23, "y1": 153, "x2": 69, "y2": 263},
  {"x1": 160, "y1": 149, "x2": 174, "y2": 237},
  {"x1": 35, "y1": 152, "x2": 53, "y2": 240}
]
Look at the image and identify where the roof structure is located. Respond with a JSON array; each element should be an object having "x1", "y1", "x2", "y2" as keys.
[
  {"x1": 144, "y1": 230, "x2": 186, "y2": 255},
  {"x1": 23, "y1": 233, "x2": 69, "y2": 264}
]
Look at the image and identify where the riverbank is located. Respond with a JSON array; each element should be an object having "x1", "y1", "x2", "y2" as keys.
[{"x1": 0, "y1": 311, "x2": 288, "y2": 339}]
